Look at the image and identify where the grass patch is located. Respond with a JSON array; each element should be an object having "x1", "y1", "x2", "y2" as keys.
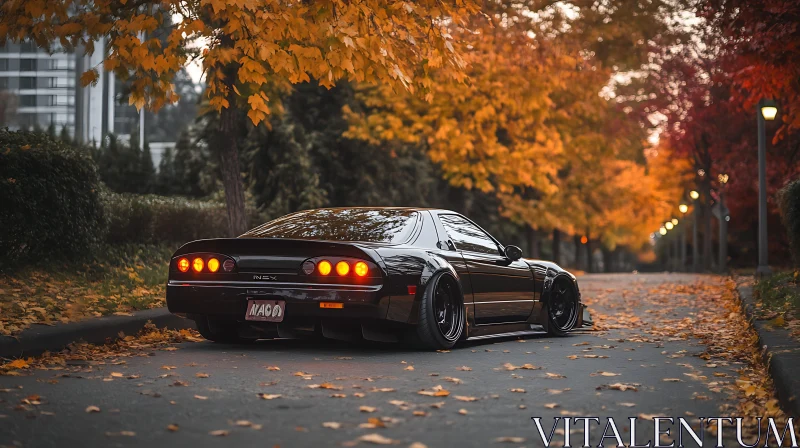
[
  {"x1": 754, "y1": 270, "x2": 800, "y2": 312},
  {"x1": 0, "y1": 244, "x2": 179, "y2": 336}
]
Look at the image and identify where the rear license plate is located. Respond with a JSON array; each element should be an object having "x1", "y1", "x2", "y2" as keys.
[{"x1": 245, "y1": 299, "x2": 285, "y2": 322}]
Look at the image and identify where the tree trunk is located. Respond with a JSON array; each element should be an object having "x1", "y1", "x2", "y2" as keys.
[
  {"x1": 586, "y1": 237, "x2": 594, "y2": 273},
  {"x1": 219, "y1": 92, "x2": 248, "y2": 237},
  {"x1": 602, "y1": 247, "x2": 613, "y2": 273},
  {"x1": 552, "y1": 229, "x2": 561, "y2": 265},
  {"x1": 526, "y1": 227, "x2": 540, "y2": 259},
  {"x1": 573, "y1": 235, "x2": 581, "y2": 270},
  {"x1": 701, "y1": 181, "x2": 713, "y2": 272}
]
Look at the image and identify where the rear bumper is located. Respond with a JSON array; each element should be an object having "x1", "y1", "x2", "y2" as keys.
[{"x1": 166, "y1": 281, "x2": 391, "y2": 322}]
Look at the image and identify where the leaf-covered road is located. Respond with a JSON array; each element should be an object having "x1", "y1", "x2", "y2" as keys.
[{"x1": 0, "y1": 274, "x2": 784, "y2": 447}]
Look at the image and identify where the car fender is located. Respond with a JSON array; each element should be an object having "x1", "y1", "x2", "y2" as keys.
[
  {"x1": 420, "y1": 252, "x2": 461, "y2": 289},
  {"x1": 541, "y1": 268, "x2": 580, "y2": 304},
  {"x1": 379, "y1": 249, "x2": 463, "y2": 325},
  {"x1": 411, "y1": 254, "x2": 464, "y2": 326}
]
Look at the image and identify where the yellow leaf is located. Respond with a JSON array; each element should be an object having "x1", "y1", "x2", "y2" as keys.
[
  {"x1": 7, "y1": 359, "x2": 29, "y2": 369},
  {"x1": 79, "y1": 69, "x2": 99, "y2": 87}
]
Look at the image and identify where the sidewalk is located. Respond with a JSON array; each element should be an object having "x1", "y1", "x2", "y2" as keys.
[
  {"x1": 736, "y1": 277, "x2": 800, "y2": 417},
  {"x1": 0, "y1": 308, "x2": 194, "y2": 359}
]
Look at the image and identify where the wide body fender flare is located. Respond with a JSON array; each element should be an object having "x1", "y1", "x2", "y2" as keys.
[{"x1": 382, "y1": 250, "x2": 466, "y2": 325}]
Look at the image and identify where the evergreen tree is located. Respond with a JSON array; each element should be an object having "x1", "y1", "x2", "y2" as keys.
[
  {"x1": 96, "y1": 134, "x2": 151, "y2": 194},
  {"x1": 141, "y1": 141, "x2": 155, "y2": 193},
  {"x1": 58, "y1": 125, "x2": 71, "y2": 144},
  {"x1": 154, "y1": 130, "x2": 216, "y2": 197},
  {"x1": 156, "y1": 146, "x2": 177, "y2": 195},
  {"x1": 244, "y1": 114, "x2": 327, "y2": 219}
]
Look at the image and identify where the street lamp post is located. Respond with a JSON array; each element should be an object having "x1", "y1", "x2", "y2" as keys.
[
  {"x1": 658, "y1": 225, "x2": 669, "y2": 269},
  {"x1": 717, "y1": 174, "x2": 729, "y2": 273},
  {"x1": 756, "y1": 99, "x2": 778, "y2": 276},
  {"x1": 689, "y1": 190, "x2": 700, "y2": 272},
  {"x1": 665, "y1": 221, "x2": 675, "y2": 271},
  {"x1": 670, "y1": 218, "x2": 679, "y2": 271},
  {"x1": 679, "y1": 204, "x2": 688, "y2": 270}
]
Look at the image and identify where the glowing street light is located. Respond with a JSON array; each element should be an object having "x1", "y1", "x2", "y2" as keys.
[
  {"x1": 756, "y1": 99, "x2": 778, "y2": 276},
  {"x1": 761, "y1": 105, "x2": 778, "y2": 121},
  {"x1": 689, "y1": 190, "x2": 699, "y2": 200},
  {"x1": 671, "y1": 218, "x2": 678, "y2": 225},
  {"x1": 665, "y1": 222, "x2": 674, "y2": 230},
  {"x1": 659, "y1": 227, "x2": 667, "y2": 235},
  {"x1": 679, "y1": 204, "x2": 688, "y2": 214}
]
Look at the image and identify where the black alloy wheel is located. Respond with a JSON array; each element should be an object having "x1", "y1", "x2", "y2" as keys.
[
  {"x1": 547, "y1": 280, "x2": 579, "y2": 336},
  {"x1": 412, "y1": 273, "x2": 465, "y2": 349},
  {"x1": 433, "y1": 278, "x2": 463, "y2": 342}
]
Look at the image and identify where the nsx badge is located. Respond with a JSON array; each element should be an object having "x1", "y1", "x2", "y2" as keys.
[
  {"x1": 253, "y1": 274, "x2": 277, "y2": 281},
  {"x1": 245, "y1": 299, "x2": 284, "y2": 322}
]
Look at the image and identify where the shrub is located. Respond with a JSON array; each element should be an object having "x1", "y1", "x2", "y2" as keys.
[
  {"x1": 0, "y1": 130, "x2": 105, "y2": 269},
  {"x1": 103, "y1": 192, "x2": 231, "y2": 245},
  {"x1": 779, "y1": 179, "x2": 800, "y2": 266}
]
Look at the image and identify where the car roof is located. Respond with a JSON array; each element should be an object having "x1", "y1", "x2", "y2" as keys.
[{"x1": 289, "y1": 207, "x2": 458, "y2": 214}]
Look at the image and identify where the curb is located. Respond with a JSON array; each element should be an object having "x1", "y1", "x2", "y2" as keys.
[
  {"x1": 0, "y1": 308, "x2": 195, "y2": 360},
  {"x1": 736, "y1": 283, "x2": 800, "y2": 417}
]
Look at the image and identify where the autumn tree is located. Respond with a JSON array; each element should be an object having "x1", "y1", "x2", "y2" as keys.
[
  {"x1": 347, "y1": 0, "x2": 686, "y2": 267},
  {"x1": 702, "y1": 0, "x2": 800, "y2": 137},
  {"x1": 0, "y1": 0, "x2": 476, "y2": 235},
  {"x1": 644, "y1": 30, "x2": 800, "y2": 266},
  {"x1": 346, "y1": 1, "x2": 567, "y2": 209}
]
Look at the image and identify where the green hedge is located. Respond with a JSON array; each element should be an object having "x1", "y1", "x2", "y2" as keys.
[
  {"x1": 103, "y1": 192, "x2": 231, "y2": 245},
  {"x1": 779, "y1": 179, "x2": 800, "y2": 266},
  {"x1": 1, "y1": 130, "x2": 266, "y2": 270},
  {"x1": 0, "y1": 130, "x2": 105, "y2": 268}
]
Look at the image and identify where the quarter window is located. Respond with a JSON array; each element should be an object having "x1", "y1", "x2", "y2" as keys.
[{"x1": 439, "y1": 214, "x2": 501, "y2": 255}]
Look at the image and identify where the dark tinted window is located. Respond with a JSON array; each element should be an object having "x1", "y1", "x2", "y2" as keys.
[
  {"x1": 439, "y1": 214, "x2": 500, "y2": 255},
  {"x1": 242, "y1": 209, "x2": 419, "y2": 244},
  {"x1": 20, "y1": 59, "x2": 36, "y2": 71},
  {"x1": 19, "y1": 77, "x2": 36, "y2": 89},
  {"x1": 19, "y1": 95, "x2": 36, "y2": 107}
]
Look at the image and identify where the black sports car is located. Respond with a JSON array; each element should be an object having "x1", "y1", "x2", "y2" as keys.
[{"x1": 166, "y1": 207, "x2": 583, "y2": 349}]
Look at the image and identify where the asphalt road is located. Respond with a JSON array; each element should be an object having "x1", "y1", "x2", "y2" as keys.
[{"x1": 0, "y1": 273, "x2": 740, "y2": 448}]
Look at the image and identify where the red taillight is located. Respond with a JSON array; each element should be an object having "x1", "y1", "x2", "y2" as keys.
[
  {"x1": 223, "y1": 259, "x2": 235, "y2": 272},
  {"x1": 192, "y1": 257, "x2": 204, "y2": 273},
  {"x1": 207, "y1": 258, "x2": 220, "y2": 273},
  {"x1": 335, "y1": 261, "x2": 350, "y2": 276},
  {"x1": 318, "y1": 260, "x2": 332, "y2": 275},
  {"x1": 178, "y1": 258, "x2": 190, "y2": 272},
  {"x1": 354, "y1": 262, "x2": 368, "y2": 277}
]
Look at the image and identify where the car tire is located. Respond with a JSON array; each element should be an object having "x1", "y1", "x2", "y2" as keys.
[
  {"x1": 194, "y1": 316, "x2": 257, "y2": 344},
  {"x1": 546, "y1": 278, "x2": 579, "y2": 337},
  {"x1": 411, "y1": 273, "x2": 465, "y2": 350}
]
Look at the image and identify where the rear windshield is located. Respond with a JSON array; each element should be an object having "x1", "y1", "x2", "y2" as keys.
[{"x1": 241, "y1": 209, "x2": 419, "y2": 244}]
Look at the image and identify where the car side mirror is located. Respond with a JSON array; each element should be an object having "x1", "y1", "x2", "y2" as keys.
[{"x1": 504, "y1": 245, "x2": 523, "y2": 261}]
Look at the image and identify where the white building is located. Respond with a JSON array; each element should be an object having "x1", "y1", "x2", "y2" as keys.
[
  {"x1": 0, "y1": 40, "x2": 77, "y2": 135},
  {"x1": 0, "y1": 39, "x2": 139, "y2": 145}
]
